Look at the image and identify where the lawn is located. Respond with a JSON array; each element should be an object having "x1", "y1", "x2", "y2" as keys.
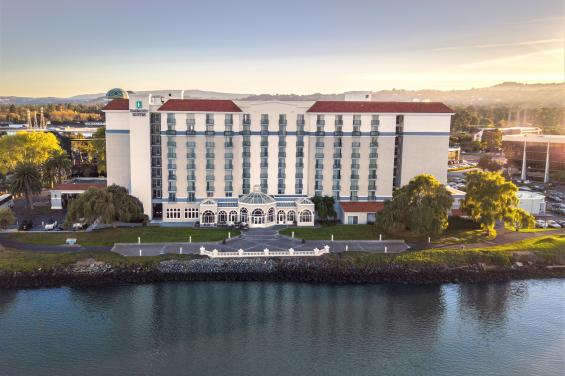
[
  {"x1": 0, "y1": 249, "x2": 199, "y2": 273},
  {"x1": 8, "y1": 227, "x2": 238, "y2": 247},
  {"x1": 327, "y1": 234, "x2": 565, "y2": 268},
  {"x1": 280, "y1": 224, "x2": 379, "y2": 241},
  {"x1": 279, "y1": 223, "x2": 487, "y2": 245}
]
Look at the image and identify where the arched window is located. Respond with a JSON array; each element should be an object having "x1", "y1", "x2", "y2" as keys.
[
  {"x1": 277, "y1": 210, "x2": 286, "y2": 224},
  {"x1": 267, "y1": 207, "x2": 275, "y2": 222},
  {"x1": 240, "y1": 208, "x2": 248, "y2": 223},
  {"x1": 287, "y1": 210, "x2": 296, "y2": 223},
  {"x1": 218, "y1": 211, "x2": 227, "y2": 224},
  {"x1": 202, "y1": 210, "x2": 215, "y2": 225},
  {"x1": 251, "y1": 208, "x2": 264, "y2": 224},
  {"x1": 229, "y1": 210, "x2": 238, "y2": 223},
  {"x1": 299, "y1": 210, "x2": 312, "y2": 223}
]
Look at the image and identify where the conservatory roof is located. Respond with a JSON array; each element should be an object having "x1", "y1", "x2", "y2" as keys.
[{"x1": 239, "y1": 187, "x2": 276, "y2": 205}]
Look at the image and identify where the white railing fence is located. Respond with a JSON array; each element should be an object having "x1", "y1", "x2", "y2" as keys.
[{"x1": 200, "y1": 245, "x2": 330, "y2": 258}]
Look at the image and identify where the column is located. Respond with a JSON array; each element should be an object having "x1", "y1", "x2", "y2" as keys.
[
  {"x1": 520, "y1": 137, "x2": 527, "y2": 180},
  {"x1": 544, "y1": 142, "x2": 550, "y2": 183}
]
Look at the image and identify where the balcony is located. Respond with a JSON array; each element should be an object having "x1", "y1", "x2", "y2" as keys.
[
  {"x1": 315, "y1": 153, "x2": 324, "y2": 159},
  {"x1": 332, "y1": 185, "x2": 341, "y2": 191},
  {"x1": 315, "y1": 130, "x2": 326, "y2": 136},
  {"x1": 167, "y1": 153, "x2": 177, "y2": 159},
  {"x1": 186, "y1": 152, "x2": 196, "y2": 158},
  {"x1": 168, "y1": 175, "x2": 177, "y2": 181},
  {"x1": 186, "y1": 130, "x2": 196, "y2": 136},
  {"x1": 260, "y1": 172, "x2": 268, "y2": 179},
  {"x1": 351, "y1": 153, "x2": 361, "y2": 159},
  {"x1": 240, "y1": 129, "x2": 251, "y2": 136},
  {"x1": 206, "y1": 153, "x2": 215, "y2": 158},
  {"x1": 296, "y1": 140, "x2": 304, "y2": 147},
  {"x1": 186, "y1": 174, "x2": 196, "y2": 181},
  {"x1": 296, "y1": 152, "x2": 304, "y2": 158},
  {"x1": 224, "y1": 165, "x2": 233, "y2": 170},
  {"x1": 352, "y1": 130, "x2": 362, "y2": 137},
  {"x1": 333, "y1": 130, "x2": 343, "y2": 136},
  {"x1": 260, "y1": 152, "x2": 269, "y2": 157},
  {"x1": 205, "y1": 130, "x2": 215, "y2": 136},
  {"x1": 205, "y1": 165, "x2": 215, "y2": 170},
  {"x1": 353, "y1": 119, "x2": 361, "y2": 126},
  {"x1": 278, "y1": 172, "x2": 286, "y2": 178},
  {"x1": 370, "y1": 131, "x2": 379, "y2": 137},
  {"x1": 165, "y1": 130, "x2": 176, "y2": 136},
  {"x1": 225, "y1": 152, "x2": 233, "y2": 159},
  {"x1": 316, "y1": 120, "x2": 326, "y2": 126},
  {"x1": 186, "y1": 164, "x2": 196, "y2": 169},
  {"x1": 369, "y1": 152, "x2": 378, "y2": 158},
  {"x1": 333, "y1": 153, "x2": 342, "y2": 159},
  {"x1": 278, "y1": 140, "x2": 287, "y2": 147},
  {"x1": 206, "y1": 175, "x2": 215, "y2": 181},
  {"x1": 315, "y1": 142, "x2": 325, "y2": 148},
  {"x1": 351, "y1": 174, "x2": 360, "y2": 179},
  {"x1": 278, "y1": 152, "x2": 287, "y2": 157},
  {"x1": 167, "y1": 164, "x2": 177, "y2": 170},
  {"x1": 224, "y1": 142, "x2": 233, "y2": 148},
  {"x1": 371, "y1": 120, "x2": 380, "y2": 126},
  {"x1": 335, "y1": 119, "x2": 343, "y2": 125},
  {"x1": 350, "y1": 185, "x2": 359, "y2": 191},
  {"x1": 167, "y1": 141, "x2": 176, "y2": 147},
  {"x1": 224, "y1": 130, "x2": 234, "y2": 136}
]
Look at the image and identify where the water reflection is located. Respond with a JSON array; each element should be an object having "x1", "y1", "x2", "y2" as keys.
[
  {"x1": 1, "y1": 281, "x2": 563, "y2": 376},
  {"x1": 457, "y1": 282, "x2": 528, "y2": 329}
]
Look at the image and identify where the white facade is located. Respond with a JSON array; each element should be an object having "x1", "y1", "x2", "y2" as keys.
[
  {"x1": 103, "y1": 92, "x2": 452, "y2": 226},
  {"x1": 517, "y1": 191, "x2": 546, "y2": 215}
]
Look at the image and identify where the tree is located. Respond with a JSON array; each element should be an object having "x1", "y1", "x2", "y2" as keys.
[
  {"x1": 9, "y1": 163, "x2": 43, "y2": 217},
  {"x1": 376, "y1": 174, "x2": 454, "y2": 236},
  {"x1": 481, "y1": 129, "x2": 502, "y2": 152},
  {"x1": 0, "y1": 132, "x2": 64, "y2": 174},
  {"x1": 311, "y1": 196, "x2": 337, "y2": 223},
  {"x1": 477, "y1": 154, "x2": 502, "y2": 172},
  {"x1": 44, "y1": 153, "x2": 72, "y2": 187},
  {"x1": 505, "y1": 207, "x2": 535, "y2": 232},
  {"x1": 65, "y1": 184, "x2": 144, "y2": 226},
  {"x1": 461, "y1": 171, "x2": 521, "y2": 237},
  {"x1": 92, "y1": 127, "x2": 106, "y2": 174},
  {"x1": 0, "y1": 208, "x2": 15, "y2": 229}
]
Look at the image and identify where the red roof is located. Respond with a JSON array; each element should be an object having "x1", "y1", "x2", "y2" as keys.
[
  {"x1": 307, "y1": 101, "x2": 453, "y2": 113},
  {"x1": 340, "y1": 201, "x2": 385, "y2": 213},
  {"x1": 158, "y1": 99, "x2": 242, "y2": 112},
  {"x1": 102, "y1": 99, "x2": 129, "y2": 111}
]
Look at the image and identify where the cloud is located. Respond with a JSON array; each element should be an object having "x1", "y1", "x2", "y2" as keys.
[
  {"x1": 434, "y1": 39, "x2": 563, "y2": 51},
  {"x1": 461, "y1": 48, "x2": 563, "y2": 69}
]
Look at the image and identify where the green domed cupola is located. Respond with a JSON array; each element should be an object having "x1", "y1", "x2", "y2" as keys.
[{"x1": 105, "y1": 88, "x2": 129, "y2": 99}]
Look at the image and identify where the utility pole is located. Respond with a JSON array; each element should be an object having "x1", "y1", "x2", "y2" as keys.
[
  {"x1": 520, "y1": 136, "x2": 527, "y2": 181},
  {"x1": 544, "y1": 142, "x2": 550, "y2": 183}
]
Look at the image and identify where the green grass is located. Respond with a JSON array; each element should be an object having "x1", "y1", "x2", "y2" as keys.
[
  {"x1": 8, "y1": 227, "x2": 239, "y2": 247},
  {"x1": 279, "y1": 224, "x2": 488, "y2": 245},
  {"x1": 280, "y1": 224, "x2": 378, "y2": 241},
  {"x1": 326, "y1": 234, "x2": 565, "y2": 268},
  {"x1": 0, "y1": 249, "x2": 200, "y2": 273}
]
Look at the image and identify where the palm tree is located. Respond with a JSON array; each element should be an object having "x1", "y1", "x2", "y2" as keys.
[
  {"x1": 10, "y1": 162, "x2": 43, "y2": 217},
  {"x1": 44, "y1": 153, "x2": 72, "y2": 187}
]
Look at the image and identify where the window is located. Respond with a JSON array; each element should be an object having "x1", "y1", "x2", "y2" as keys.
[
  {"x1": 267, "y1": 208, "x2": 275, "y2": 223},
  {"x1": 240, "y1": 208, "x2": 248, "y2": 223},
  {"x1": 347, "y1": 216, "x2": 358, "y2": 225},
  {"x1": 202, "y1": 210, "x2": 215, "y2": 224},
  {"x1": 287, "y1": 210, "x2": 295, "y2": 223},
  {"x1": 184, "y1": 208, "x2": 199, "y2": 219},
  {"x1": 252, "y1": 208, "x2": 265, "y2": 224},
  {"x1": 165, "y1": 208, "x2": 181, "y2": 219},
  {"x1": 299, "y1": 210, "x2": 312, "y2": 223},
  {"x1": 229, "y1": 210, "x2": 238, "y2": 223},
  {"x1": 218, "y1": 211, "x2": 227, "y2": 224}
]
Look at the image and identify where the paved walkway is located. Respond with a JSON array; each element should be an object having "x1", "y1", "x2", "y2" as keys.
[{"x1": 110, "y1": 227, "x2": 409, "y2": 256}]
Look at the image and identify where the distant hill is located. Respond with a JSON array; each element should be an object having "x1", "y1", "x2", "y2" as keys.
[{"x1": 1, "y1": 82, "x2": 563, "y2": 106}]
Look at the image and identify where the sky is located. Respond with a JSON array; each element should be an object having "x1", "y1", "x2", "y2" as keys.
[{"x1": 0, "y1": 0, "x2": 563, "y2": 97}]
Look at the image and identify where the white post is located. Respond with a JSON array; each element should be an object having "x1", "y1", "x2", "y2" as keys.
[
  {"x1": 139, "y1": 249, "x2": 142, "y2": 256},
  {"x1": 228, "y1": 231, "x2": 231, "y2": 239},
  {"x1": 292, "y1": 231, "x2": 294, "y2": 239},
  {"x1": 264, "y1": 248, "x2": 269, "y2": 256},
  {"x1": 544, "y1": 141, "x2": 550, "y2": 183},
  {"x1": 521, "y1": 137, "x2": 527, "y2": 180},
  {"x1": 179, "y1": 247, "x2": 183, "y2": 254},
  {"x1": 189, "y1": 235, "x2": 192, "y2": 244},
  {"x1": 138, "y1": 237, "x2": 141, "y2": 245},
  {"x1": 345, "y1": 245, "x2": 348, "y2": 252},
  {"x1": 289, "y1": 248, "x2": 294, "y2": 256},
  {"x1": 379, "y1": 234, "x2": 382, "y2": 241},
  {"x1": 428, "y1": 236, "x2": 431, "y2": 244},
  {"x1": 384, "y1": 246, "x2": 388, "y2": 253},
  {"x1": 331, "y1": 234, "x2": 334, "y2": 242}
]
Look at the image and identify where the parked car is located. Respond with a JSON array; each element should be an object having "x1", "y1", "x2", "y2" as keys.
[
  {"x1": 72, "y1": 218, "x2": 87, "y2": 231},
  {"x1": 18, "y1": 219, "x2": 33, "y2": 231},
  {"x1": 44, "y1": 220, "x2": 58, "y2": 231},
  {"x1": 557, "y1": 220, "x2": 565, "y2": 227},
  {"x1": 535, "y1": 220, "x2": 547, "y2": 228},
  {"x1": 546, "y1": 220, "x2": 562, "y2": 229}
]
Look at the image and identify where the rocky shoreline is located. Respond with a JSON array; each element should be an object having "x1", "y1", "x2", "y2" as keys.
[{"x1": 1, "y1": 258, "x2": 564, "y2": 289}]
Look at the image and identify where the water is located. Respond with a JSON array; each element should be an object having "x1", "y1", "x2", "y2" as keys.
[{"x1": 0, "y1": 280, "x2": 563, "y2": 376}]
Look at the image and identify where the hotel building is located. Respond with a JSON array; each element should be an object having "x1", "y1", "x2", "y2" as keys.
[{"x1": 103, "y1": 89, "x2": 453, "y2": 227}]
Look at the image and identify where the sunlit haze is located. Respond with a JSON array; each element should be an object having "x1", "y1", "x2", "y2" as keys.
[{"x1": 0, "y1": 0, "x2": 563, "y2": 97}]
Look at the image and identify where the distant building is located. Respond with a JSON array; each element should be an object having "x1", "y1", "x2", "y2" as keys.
[
  {"x1": 344, "y1": 92, "x2": 374, "y2": 101},
  {"x1": 472, "y1": 126, "x2": 541, "y2": 142},
  {"x1": 517, "y1": 191, "x2": 546, "y2": 215},
  {"x1": 50, "y1": 178, "x2": 107, "y2": 209},
  {"x1": 503, "y1": 134, "x2": 565, "y2": 182},
  {"x1": 448, "y1": 146, "x2": 461, "y2": 163}
]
